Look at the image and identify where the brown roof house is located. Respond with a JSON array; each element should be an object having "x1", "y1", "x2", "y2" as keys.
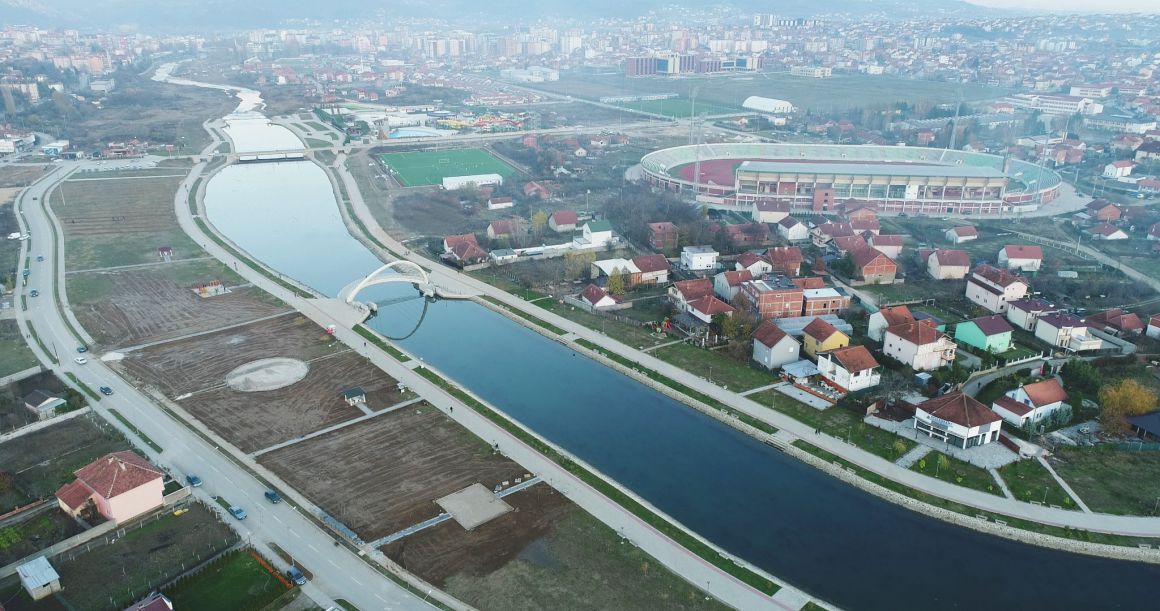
[
  {"x1": 913, "y1": 392, "x2": 1003, "y2": 449},
  {"x1": 56, "y1": 451, "x2": 165, "y2": 524},
  {"x1": 851, "y1": 247, "x2": 897, "y2": 285},
  {"x1": 992, "y1": 378, "x2": 1069, "y2": 429},
  {"x1": 1085, "y1": 308, "x2": 1145, "y2": 336}
]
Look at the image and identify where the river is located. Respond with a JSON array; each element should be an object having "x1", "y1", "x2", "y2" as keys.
[{"x1": 199, "y1": 93, "x2": 1159, "y2": 610}]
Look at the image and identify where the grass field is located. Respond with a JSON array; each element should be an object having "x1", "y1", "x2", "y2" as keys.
[
  {"x1": 1051, "y1": 446, "x2": 1160, "y2": 515},
  {"x1": 0, "y1": 319, "x2": 37, "y2": 379},
  {"x1": 612, "y1": 98, "x2": 741, "y2": 118},
  {"x1": 521, "y1": 72, "x2": 1012, "y2": 113},
  {"x1": 749, "y1": 389, "x2": 916, "y2": 462},
  {"x1": 998, "y1": 458, "x2": 1076, "y2": 508},
  {"x1": 378, "y1": 148, "x2": 515, "y2": 187},
  {"x1": 164, "y1": 549, "x2": 289, "y2": 611}
]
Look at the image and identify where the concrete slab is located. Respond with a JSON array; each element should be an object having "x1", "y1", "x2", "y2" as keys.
[
  {"x1": 435, "y1": 483, "x2": 513, "y2": 530},
  {"x1": 225, "y1": 357, "x2": 309, "y2": 392}
]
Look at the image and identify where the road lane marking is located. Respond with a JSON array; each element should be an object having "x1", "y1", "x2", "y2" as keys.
[
  {"x1": 328, "y1": 559, "x2": 339, "y2": 568},
  {"x1": 308, "y1": 543, "x2": 319, "y2": 553},
  {"x1": 351, "y1": 577, "x2": 363, "y2": 586},
  {"x1": 290, "y1": 529, "x2": 301, "y2": 538}
]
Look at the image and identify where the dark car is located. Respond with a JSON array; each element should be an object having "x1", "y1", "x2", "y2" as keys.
[
  {"x1": 99, "y1": 386, "x2": 113, "y2": 395},
  {"x1": 185, "y1": 474, "x2": 203, "y2": 487},
  {"x1": 264, "y1": 490, "x2": 282, "y2": 504},
  {"x1": 29, "y1": 289, "x2": 38, "y2": 297},
  {"x1": 76, "y1": 346, "x2": 88, "y2": 353},
  {"x1": 286, "y1": 566, "x2": 307, "y2": 586}
]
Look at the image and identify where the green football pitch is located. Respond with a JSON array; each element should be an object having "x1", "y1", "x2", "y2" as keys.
[{"x1": 378, "y1": 148, "x2": 516, "y2": 187}]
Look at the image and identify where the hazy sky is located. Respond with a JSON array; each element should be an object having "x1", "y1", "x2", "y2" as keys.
[{"x1": 969, "y1": 0, "x2": 1158, "y2": 13}]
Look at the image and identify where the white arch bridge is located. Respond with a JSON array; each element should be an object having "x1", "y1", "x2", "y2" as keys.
[{"x1": 337, "y1": 260, "x2": 472, "y2": 319}]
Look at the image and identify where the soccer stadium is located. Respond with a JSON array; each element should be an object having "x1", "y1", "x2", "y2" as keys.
[{"x1": 637, "y1": 143, "x2": 1062, "y2": 215}]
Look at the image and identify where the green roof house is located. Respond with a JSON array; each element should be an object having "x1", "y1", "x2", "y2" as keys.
[{"x1": 954, "y1": 315, "x2": 1013, "y2": 354}]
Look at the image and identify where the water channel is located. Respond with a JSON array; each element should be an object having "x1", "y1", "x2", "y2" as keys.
[{"x1": 202, "y1": 115, "x2": 1160, "y2": 610}]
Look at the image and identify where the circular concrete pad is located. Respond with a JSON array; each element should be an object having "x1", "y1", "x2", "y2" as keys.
[{"x1": 225, "y1": 357, "x2": 309, "y2": 392}]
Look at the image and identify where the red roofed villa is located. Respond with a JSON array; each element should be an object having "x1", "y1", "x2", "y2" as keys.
[{"x1": 55, "y1": 451, "x2": 165, "y2": 524}]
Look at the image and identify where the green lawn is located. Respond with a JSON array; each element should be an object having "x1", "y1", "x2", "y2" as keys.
[
  {"x1": 536, "y1": 299, "x2": 668, "y2": 349},
  {"x1": 651, "y1": 342, "x2": 776, "y2": 392},
  {"x1": 613, "y1": 97, "x2": 741, "y2": 118},
  {"x1": 911, "y1": 451, "x2": 1004, "y2": 496},
  {"x1": 749, "y1": 389, "x2": 915, "y2": 462},
  {"x1": 997, "y1": 459, "x2": 1077, "y2": 508},
  {"x1": 0, "y1": 319, "x2": 37, "y2": 378},
  {"x1": 1051, "y1": 446, "x2": 1160, "y2": 515},
  {"x1": 378, "y1": 148, "x2": 515, "y2": 187},
  {"x1": 305, "y1": 137, "x2": 332, "y2": 148},
  {"x1": 165, "y1": 549, "x2": 289, "y2": 611}
]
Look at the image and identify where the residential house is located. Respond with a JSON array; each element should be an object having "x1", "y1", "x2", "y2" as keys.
[
  {"x1": 591, "y1": 258, "x2": 641, "y2": 286},
  {"x1": 739, "y1": 276, "x2": 804, "y2": 320},
  {"x1": 884, "y1": 320, "x2": 957, "y2": 371},
  {"x1": 724, "y1": 223, "x2": 769, "y2": 247},
  {"x1": 688, "y1": 295, "x2": 735, "y2": 324},
  {"x1": 752, "y1": 321, "x2": 801, "y2": 370},
  {"x1": 817, "y1": 345, "x2": 881, "y2": 392},
  {"x1": 1136, "y1": 141, "x2": 1160, "y2": 162},
  {"x1": 869, "y1": 305, "x2": 915, "y2": 342},
  {"x1": 751, "y1": 200, "x2": 792, "y2": 223},
  {"x1": 1006, "y1": 298, "x2": 1056, "y2": 331},
  {"x1": 341, "y1": 387, "x2": 366, "y2": 407},
  {"x1": 126, "y1": 592, "x2": 174, "y2": 611},
  {"x1": 648, "y1": 221, "x2": 679, "y2": 251},
  {"x1": 851, "y1": 247, "x2": 897, "y2": 284},
  {"x1": 803, "y1": 317, "x2": 850, "y2": 358},
  {"x1": 945, "y1": 226, "x2": 979, "y2": 244},
  {"x1": 443, "y1": 233, "x2": 488, "y2": 265},
  {"x1": 23, "y1": 390, "x2": 65, "y2": 421},
  {"x1": 841, "y1": 202, "x2": 878, "y2": 221},
  {"x1": 802, "y1": 288, "x2": 850, "y2": 317},
  {"x1": 851, "y1": 219, "x2": 882, "y2": 235},
  {"x1": 955, "y1": 315, "x2": 1015, "y2": 354},
  {"x1": 927, "y1": 249, "x2": 971, "y2": 280},
  {"x1": 1087, "y1": 223, "x2": 1129, "y2": 240},
  {"x1": 1035, "y1": 313, "x2": 1103, "y2": 352},
  {"x1": 811, "y1": 222, "x2": 855, "y2": 246},
  {"x1": 580, "y1": 284, "x2": 619, "y2": 309},
  {"x1": 632, "y1": 254, "x2": 670, "y2": 285},
  {"x1": 523, "y1": 181, "x2": 551, "y2": 199},
  {"x1": 578, "y1": 220, "x2": 613, "y2": 248},
  {"x1": 549, "y1": 210, "x2": 578, "y2": 233},
  {"x1": 443, "y1": 233, "x2": 479, "y2": 254},
  {"x1": 831, "y1": 235, "x2": 868, "y2": 255},
  {"x1": 992, "y1": 378, "x2": 1069, "y2": 429},
  {"x1": 1086, "y1": 199, "x2": 1123, "y2": 222},
  {"x1": 681, "y1": 245, "x2": 719, "y2": 271},
  {"x1": 997, "y1": 245, "x2": 1044, "y2": 272},
  {"x1": 735, "y1": 252, "x2": 773, "y2": 276},
  {"x1": 487, "y1": 218, "x2": 525, "y2": 240},
  {"x1": 668, "y1": 278, "x2": 714, "y2": 312},
  {"x1": 867, "y1": 235, "x2": 903, "y2": 259},
  {"x1": 777, "y1": 216, "x2": 810, "y2": 242},
  {"x1": 1085, "y1": 308, "x2": 1145, "y2": 336},
  {"x1": 55, "y1": 451, "x2": 164, "y2": 524},
  {"x1": 1103, "y1": 160, "x2": 1135, "y2": 179},
  {"x1": 792, "y1": 276, "x2": 827, "y2": 290},
  {"x1": 486, "y1": 196, "x2": 514, "y2": 211},
  {"x1": 1147, "y1": 314, "x2": 1160, "y2": 339},
  {"x1": 913, "y1": 393, "x2": 1003, "y2": 449},
  {"x1": 490, "y1": 248, "x2": 519, "y2": 264},
  {"x1": 714, "y1": 270, "x2": 753, "y2": 302},
  {"x1": 965, "y1": 264, "x2": 1029, "y2": 313},
  {"x1": 764, "y1": 246, "x2": 804, "y2": 276}
]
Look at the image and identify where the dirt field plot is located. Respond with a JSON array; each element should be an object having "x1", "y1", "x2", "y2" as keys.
[
  {"x1": 0, "y1": 413, "x2": 129, "y2": 513},
  {"x1": 68, "y1": 260, "x2": 288, "y2": 349},
  {"x1": 52, "y1": 503, "x2": 237, "y2": 611},
  {"x1": 0, "y1": 507, "x2": 84, "y2": 567},
  {"x1": 118, "y1": 315, "x2": 402, "y2": 453},
  {"x1": 51, "y1": 175, "x2": 199, "y2": 270},
  {"x1": 261, "y1": 407, "x2": 525, "y2": 541},
  {"x1": 0, "y1": 166, "x2": 45, "y2": 188}
]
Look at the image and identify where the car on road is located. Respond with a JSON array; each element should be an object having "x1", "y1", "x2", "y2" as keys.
[
  {"x1": 228, "y1": 505, "x2": 247, "y2": 520},
  {"x1": 185, "y1": 474, "x2": 203, "y2": 487},
  {"x1": 286, "y1": 566, "x2": 307, "y2": 586},
  {"x1": 36, "y1": 255, "x2": 43, "y2": 262},
  {"x1": 76, "y1": 345, "x2": 88, "y2": 353},
  {"x1": 29, "y1": 289, "x2": 38, "y2": 297},
  {"x1": 264, "y1": 490, "x2": 282, "y2": 504},
  {"x1": 99, "y1": 386, "x2": 113, "y2": 396},
  {"x1": 73, "y1": 356, "x2": 87, "y2": 365}
]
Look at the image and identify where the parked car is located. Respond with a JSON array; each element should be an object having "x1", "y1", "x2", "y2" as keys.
[
  {"x1": 73, "y1": 356, "x2": 87, "y2": 365},
  {"x1": 36, "y1": 255, "x2": 43, "y2": 262},
  {"x1": 99, "y1": 386, "x2": 113, "y2": 395},
  {"x1": 185, "y1": 474, "x2": 203, "y2": 487},
  {"x1": 264, "y1": 490, "x2": 282, "y2": 504},
  {"x1": 29, "y1": 289, "x2": 38, "y2": 297},
  {"x1": 286, "y1": 566, "x2": 307, "y2": 586},
  {"x1": 76, "y1": 345, "x2": 88, "y2": 353},
  {"x1": 228, "y1": 506, "x2": 247, "y2": 520}
]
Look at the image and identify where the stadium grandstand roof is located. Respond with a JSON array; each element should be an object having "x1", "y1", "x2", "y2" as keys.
[{"x1": 737, "y1": 161, "x2": 1007, "y2": 178}]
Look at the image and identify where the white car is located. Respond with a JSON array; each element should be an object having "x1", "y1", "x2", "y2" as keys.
[{"x1": 73, "y1": 356, "x2": 88, "y2": 365}]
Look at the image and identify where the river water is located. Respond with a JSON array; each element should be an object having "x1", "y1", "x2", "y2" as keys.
[{"x1": 201, "y1": 111, "x2": 1160, "y2": 610}]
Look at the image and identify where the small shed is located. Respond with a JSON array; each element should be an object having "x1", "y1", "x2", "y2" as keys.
[
  {"x1": 17, "y1": 556, "x2": 61, "y2": 600},
  {"x1": 342, "y1": 387, "x2": 367, "y2": 406},
  {"x1": 24, "y1": 390, "x2": 65, "y2": 421}
]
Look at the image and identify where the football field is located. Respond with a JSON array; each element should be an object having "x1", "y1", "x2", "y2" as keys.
[{"x1": 379, "y1": 148, "x2": 516, "y2": 187}]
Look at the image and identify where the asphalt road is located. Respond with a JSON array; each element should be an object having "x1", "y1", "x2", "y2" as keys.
[{"x1": 11, "y1": 160, "x2": 432, "y2": 611}]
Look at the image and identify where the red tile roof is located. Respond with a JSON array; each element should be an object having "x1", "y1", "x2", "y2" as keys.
[
  {"x1": 966, "y1": 315, "x2": 1014, "y2": 336},
  {"x1": 632, "y1": 254, "x2": 669, "y2": 273},
  {"x1": 851, "y1": 246, "x2": 893, "y2": 270},
  {"x1": 887, "y1": 320, "x2": 945, "y2": 346},
  {"x1": 973, "y1": 264, "x2": 1027, "y2": 288},
  {"x1": 878, "y1": 305, "x2": 915, "y2": 327},
  {"x1": 803, "y1": 317, "x2": 842, "y2": 343},
  {"x1": 951, "y1": 226, "x2": 978, "y2": 237},
  {"x1": 1085, "y1": 308, "x2": 1145, "y2": 333},
  {"x1": 451, "y1": 241, "x2": 488, "y2": 262},
  {"x1": 817, "y1": 222, "x2": 855, "y2": 238},
  {"x1": 736, "y1": 252, "x2": 767, "y2": 270},
  {"x1": 765, "y1": 246, "x2": 804, "y2": 268},
  {"x1": 721, "y1": 270, "x2": 753, "y2": 287},
  {"x1": 792, "y1": 276, "x2": 827, "y2": 289},
  {"x1": 828, "y1": 345, "x2": 880, "y2": 372},
  {"x1": 1022, "y1": 378, "x2": 1068, "y2": 407},
  {"x1": 74, "y1": 451, "x2": 163, "y2": 500},
  {"x1": 1002, "y1": 244, "x2": 1044, "y2": 260},
  {"x1": 551, "y1": 210, "x2": 578, "y2": 225},
  {"x1": 673, "y1": 278, "x2": 714, "y2": 301},
  {"x1": 443, "y1": 233, "x2": 478, "y2": 250},
  {"x1": 832, "y1": 235, "x2": 868, "y2": 253},
  {"x1": 55, "y1": 479, "x2": 93, "y2": 511},
  {"x1": 918, "y1": 392, "x2": 1001, "y2": 428},
  {"x1": 994, "y1": 394, "x2": 1033, "y2": 417},
  {"x1": 932, "y1": 249, "x2": 970, "y2": 267},
  {"x1": 870, "y1": 234, "x2": 904, "y2": 247},
  {"x1": 753, "y1": 321, "x2": 791, "y2": 348},
  {"x1": 851, "y1": 219, "x2": 881, "y2": 233},
  {"x1": 689, "y1": 295, "x2": 735, "y2": 316}
]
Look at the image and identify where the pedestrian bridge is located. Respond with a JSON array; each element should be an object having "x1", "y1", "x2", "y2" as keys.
[{"x1": 340, "y1": 261, "x2": 433, "y2": 305}]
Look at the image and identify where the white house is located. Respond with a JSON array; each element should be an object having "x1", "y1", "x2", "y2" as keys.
[
  {"x1": 735, "y1": 252, "x2": 773, "y2": 276},
  {"x1": 868, "y1": 305, "x2": 915, "y2": 342},
  {"x1": 1103, "y1": 159, "x2": 1135, "y2": 179},
  {"x1": 1034, "y1": 313, "x2": 1102, "y2": 352},
  {"x1": 945, "y1": 226, "x2": 978, "y2": 244},
  {"x1": 965, "y1": 264, "x2": 1029, "y2": 313},
  {"x1": 714, "y1": 270, "x2": 753, "y2": 302},
  {"x1": 867, "y1": 234, "x2": 904, "y2": 260},
  {"x1": 486, "y1": 196, "x2": 514, "y2": 210},
  {"x1": 1087, "y1": 223, "x2": 1129, "y2": 240},
  {"x1": 883, "y1": 320, "x2": 957, "y2": 371},
  {"x1": 752, "y1": 321, "x2": 801, "y2": 370},
  {"x1": 681, "y1": 245, "x2": 719, "y2": 271},
  {"x1": 992, "y1": 378, "x2": 1069, "y2": 429},
  {"x1": 997, "y1": 245, "x2": 1044, "y2": 272},
  {"x1": 576, "y1": 220, "x2": 613, "y2": 248},
  {"x1": 688, "y1": 295, "x2": 735, "y2": 324},
  {"x1": 1148, "y1": 314, "x2": 1160, "y2": 340},
  {"x1": 751, "y1": 201, "x2": 791, "y2": 224},
  {"x1": 1006, "y1": 298, "x2": 1056, "y2": 331},
  {"x1": 927, "y1": 249, "x2": 971, "y2": 280},
  {"x1": 913, "y1": 393, "x2": 1003, "y2": 449},
  {"x1": 580, "y1": 284, "x2": 619, "y2": 309},
  {"x1": 777, "y1": 216, "x2": 810, "y2": 242},
  {"x1": 817, "y1": 345, "x2": 881, "y2": 393}
]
